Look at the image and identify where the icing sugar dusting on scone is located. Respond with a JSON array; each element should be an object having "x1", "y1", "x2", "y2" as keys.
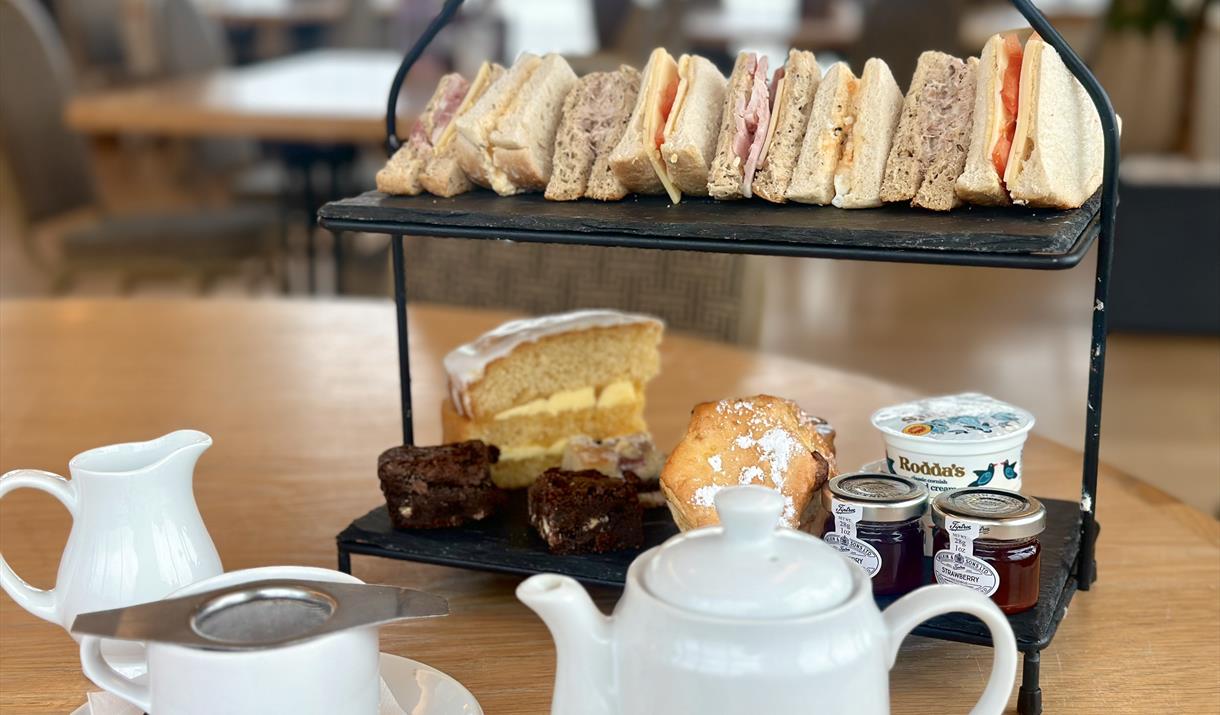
[{"x1": 661, "y1": 394, "x2": 838, "y2": 531}]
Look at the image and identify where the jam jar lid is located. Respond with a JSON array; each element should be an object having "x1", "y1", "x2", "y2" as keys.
[
  {"x1": 931, "y1": 489, "x2": 1047, "y2": 541},
  {"x1": 822, "y1": 473, "x2": 928, "y2": 522}
]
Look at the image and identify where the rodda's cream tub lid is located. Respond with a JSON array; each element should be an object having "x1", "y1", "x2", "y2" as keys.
[{"x1": 871, "y1": 393, "x2": 1034, "y2": 444}]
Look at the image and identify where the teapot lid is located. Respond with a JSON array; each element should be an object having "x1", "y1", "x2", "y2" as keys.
[{"x1": 642, "y1": 486, "x2": 854, "y2": 618}]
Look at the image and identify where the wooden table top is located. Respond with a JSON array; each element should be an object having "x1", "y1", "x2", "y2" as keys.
[
  {"x1": 1, "y1": 299, "x2": 1217, "y2": 714},
  {"x1": 65, "y1": 50, "x2": 410, "y2": 144}
]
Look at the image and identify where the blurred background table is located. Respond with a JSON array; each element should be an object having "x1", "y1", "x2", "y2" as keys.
[
  {"x1": 1, "y1": 299, "x2": 1216, "y2": 714},
  {"x1": 65, "y1": 48, "x2": 408, "y2": 293},
  {"x1": 66, "y1": 48, "x2": 404, "y2": 143}
]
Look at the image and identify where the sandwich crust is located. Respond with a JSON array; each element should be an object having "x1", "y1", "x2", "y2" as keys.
[
  {"x1": 490, "y1": 54, "x2": 578, "y2": 192},
  {"x1": 1002, "y1": 38, "x2": 1105, "y2": 209},
  {"x1": 608, "y1": 49, "x2": 677, "y2": 196},
  {"x1": 786, "y1": 62, "x2": 858, "y2": 205},
  {"x1": 455, "y1": 54, "x2": 541, "y2": 195},
  {"x1": 660, "y1": 55, "x2": 727, "y2": 197},
  {"x1": 545, "y1": 67, "x2": 641, "y2": 201},
  {"x1": 752, "y1": 50, "x2": 821, "y2": 204},
  {"x1": 912, "y1": 56, "x2": 978, "y2": 211},
  {"x1": 707, "y1": 53, "x2": 758, "y2": 200},
  {"x1": 880, "y1": 51, "x2": 954, "y2": 203},
  {"x1": 376, "y1": 72, "x2": 469, "y2": 196},
  {"x1": 955, "y1": 35, "x2": 1013, "y2": 206},
  {"x1": 832, "y1": 58, "x2": 903, "y2": 209},
  {"x1": 420, "y1": 62, "x2": 504, "y2": 197}
]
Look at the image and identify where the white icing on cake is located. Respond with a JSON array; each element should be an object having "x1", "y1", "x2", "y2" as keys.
[{"x1": 443, "y1": 309, "x2": 663, "y2": 418}]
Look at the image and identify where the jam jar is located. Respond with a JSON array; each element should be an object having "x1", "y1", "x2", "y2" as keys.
[
  {"x1": 931, "y1": 489, "x2": 1046, "y2": 614},
  {"x1": 820, "y1": 473, "x2": 928, "y2": 596}
]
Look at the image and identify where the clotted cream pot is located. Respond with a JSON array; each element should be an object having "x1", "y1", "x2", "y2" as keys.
[{"x1": 517, "y1": 486, "x2": 1017, "y2": 715}]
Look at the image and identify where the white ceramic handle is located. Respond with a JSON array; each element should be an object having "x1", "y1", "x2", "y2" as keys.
[
  {"x1": 80, "y1": 635, "x2": 152, "y2": 712},
  {"x1": 0, "y1": 469, "x2": 77, "y2": 624},
  {"x1": 883, "y1": 585, "x2": 1018, "y2": 715}
]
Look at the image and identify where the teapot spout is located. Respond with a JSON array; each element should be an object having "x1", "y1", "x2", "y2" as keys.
[{"x1": 517, "y1": 574, "x2": 615, "y2": 715}]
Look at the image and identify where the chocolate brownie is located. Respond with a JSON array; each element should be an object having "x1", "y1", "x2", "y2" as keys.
[
  {"x1": 527, "y1": 468, "x2": 644, "y2": 554},
  {"x1": 378, "y1": 441, "x2": 505, "y2": 529}
]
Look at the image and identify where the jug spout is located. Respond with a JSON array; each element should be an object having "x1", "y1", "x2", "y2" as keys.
[
  {"x1": 69, "y1": 429, "x2": 212, "y2": 479},
  {"x1": 518, "y1": 574, "x2": 616, "y2": 715}
]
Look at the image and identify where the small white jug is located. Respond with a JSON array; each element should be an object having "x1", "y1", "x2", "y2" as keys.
[{"x1": 1, "y1": 430, "x2": 223, "y2": 640}]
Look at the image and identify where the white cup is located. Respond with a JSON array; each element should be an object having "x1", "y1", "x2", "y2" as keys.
[{"x1": 79, "y1": 566, "x2": 380, "y2": 715}]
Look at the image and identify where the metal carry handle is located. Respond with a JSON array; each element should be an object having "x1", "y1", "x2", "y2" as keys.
[{"x1": 384, "y1": 0, "x2": 467, "y2": 155}]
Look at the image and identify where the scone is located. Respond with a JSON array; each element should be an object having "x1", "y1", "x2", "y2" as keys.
[{"x1": 660, "y1": 395, "x2": 837, "y2": 531}]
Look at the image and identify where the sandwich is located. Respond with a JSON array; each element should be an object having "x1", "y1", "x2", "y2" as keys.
[
  {"x1": 786, "y1": 62, "x2": 859, "y2": 205},
  {"x1": 831, "y1": 57, "x2": 903, "y2": 209},
  {"x1": 454, "y1": 54, "x2": 542, "y2": 195},
  {"x1": 751, "y1": 49, "x2": 822, "y2": 203},
  {"x1": 418, "y1": 61, "x2": 505, "y2": 197},
  {"x1": 955, "y1": 34, "x2": 1023, "y2": 206},
  {"x1": 707, "y1": 52, "x2": 774, "y2": 200},
  {"x1": 489, "y1": 53, "x2": 578, "y2": 193},
  {"x1": 880, "y1": 51, "x2": 978, "y2": 211},
  {"x1": 1002, "y1": 36, "x2": 1105, "y2": 208},
  {"x1": 608, "y1": 48, "x2": 680, "y2": 198},
  {"x1": 376, "y1": 72, "x2": 470, "y2": 196},
  {"x1": 657, "y1": 54, "x2": 728, "y2": 201},
  {"x1": 545, "y1": 66, "x2": 642, "y2": 201}
]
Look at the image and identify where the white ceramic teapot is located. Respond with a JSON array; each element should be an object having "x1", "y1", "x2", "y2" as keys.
[{"x1": 517, "y1": 486, "x2": 1017, "y2": 715}]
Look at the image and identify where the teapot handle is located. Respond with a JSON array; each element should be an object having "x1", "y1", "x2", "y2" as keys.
[
  {"x1": 883, "y1": 585, "x2": 1017, "y2": 715},
  {"x1": 0, "y1": 469, "x2": 78, "y2": 625}
]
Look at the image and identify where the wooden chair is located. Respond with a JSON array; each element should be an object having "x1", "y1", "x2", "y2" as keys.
[{"x1": 0, "y1": 0, "x2": 276, "y2": 294}]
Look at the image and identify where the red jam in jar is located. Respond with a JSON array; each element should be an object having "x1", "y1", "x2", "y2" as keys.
[
  {"x1": 931, "y1": 489, "x2": 1046, "y2": 614},
  {"x1": 820, "y1": 473, "x2": 928, "y2": 596}
]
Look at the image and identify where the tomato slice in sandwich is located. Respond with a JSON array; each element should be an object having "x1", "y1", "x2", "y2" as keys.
[{"x1": 991, "y1": 34, "x2": 1023, "y2": 179}]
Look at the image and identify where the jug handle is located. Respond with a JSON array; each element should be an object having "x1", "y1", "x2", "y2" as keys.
[
  {"x1": 0, "y1": 469, "x2": 78, "y2": 624},
  {"x1": 882, "y1": 585, "x2": 1018, "y2": 715},
  {"x1": 80, "y1": 635, "x2": 152, "y2": 711}
]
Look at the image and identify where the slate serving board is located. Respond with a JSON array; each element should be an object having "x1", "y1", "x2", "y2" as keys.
[
  {"x1": 319, "y1": 190, "x2": 1100, "y2": 264},
  {"x1": 337, "y1": 495, "x2": 1081, "y2": 650}
]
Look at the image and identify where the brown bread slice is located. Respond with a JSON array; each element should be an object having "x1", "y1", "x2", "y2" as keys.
[
  {"x1": 546, "y1": 67, "x2": 641, "y2": 201},
  {"x1": 912, "y1": 56, "x2": 978, "y2": 211},
  {"x1": 752, "y1": 50, "x2": 821, "y2": 203}
]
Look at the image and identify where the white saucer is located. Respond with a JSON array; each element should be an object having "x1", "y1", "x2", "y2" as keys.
[
  {"x1": 380, "y1": 652, "x2": 483, "y2": 715},
  {"x1": 72, "y1": 652, "x2": 481, "y2": 715}
]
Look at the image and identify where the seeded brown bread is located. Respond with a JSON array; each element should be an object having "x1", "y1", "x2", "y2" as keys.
[
  {"x1": 912, "y1": 56, "x2": 978, "y2": 211},
  {"x1": 752, "y1": 49, "x2": 821, "y2": 203},
  {"x1": 785, "y1": 62, "x2": 858, "y2": 205},
  {"x1": 545, "y1": 66, "x2": 640, "y2": 201},
  {"x1": 706, "y1": 52, "x2": 757, "y2": 200},
  {"x1": 880, "y1": 51, "x2": 955, "y2": 203}
]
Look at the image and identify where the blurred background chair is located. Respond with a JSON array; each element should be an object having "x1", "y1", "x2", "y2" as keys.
[{"x1": 0, "y1": 0, "x2": 276, "y2": 294}]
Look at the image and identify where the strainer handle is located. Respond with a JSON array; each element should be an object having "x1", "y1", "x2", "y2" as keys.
[{"x1": 80, "y1": 635, "x2": 151, "y2": 712}]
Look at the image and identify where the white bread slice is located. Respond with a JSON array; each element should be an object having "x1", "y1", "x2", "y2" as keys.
[
  {"x1": 956, "y1": 34, "x2": 1016, "y2": 206},
  {"x1": 659, "y1": 54, "x2": 727, "y2": 199},
  {"x1": 609, "y1": 48, "x2": 679, "y2": 197},
  {"x1": 752, "y1": 49, "x2": 821, "y2": 203},
  {"x1": 912, "y1": 56, "x2": 978, "y2": 211},
  {"x1": 1003, "y1": 37, "x2": 1104, "y2": 209},
  {"x1": 454, "y1": 54, "x2": 541, "y2": 195},
  {"x1": 490, "y1": 53, "x2": 578, "y2": 192},
  {"x1": 545, "y1": 66, "x2": 641, "y2": 201},
  {"x1": 832, "y1": 58, "x2": 903, "y2": 209},
  {"x1": 420, "y1": 62, "x2": 504, "y2": 197},
  {"x1": 376, "y1": 72, "x2": 469, "y2": 196},
  {"x1": 706, "y1": 52, "x2": 758, "y2": 200},
  {"x1": 786, "y1": 62, "x2": 858, "y2": 205}
]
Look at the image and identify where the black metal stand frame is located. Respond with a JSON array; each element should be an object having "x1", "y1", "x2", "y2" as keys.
[{"x1": 336, "y1": 3, "x2": 1120, "y2": 713}]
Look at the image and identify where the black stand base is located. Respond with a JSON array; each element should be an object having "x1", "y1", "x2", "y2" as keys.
[{"x1": 1019, "y1": 649, "x2": 1043, "y2": 715}]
